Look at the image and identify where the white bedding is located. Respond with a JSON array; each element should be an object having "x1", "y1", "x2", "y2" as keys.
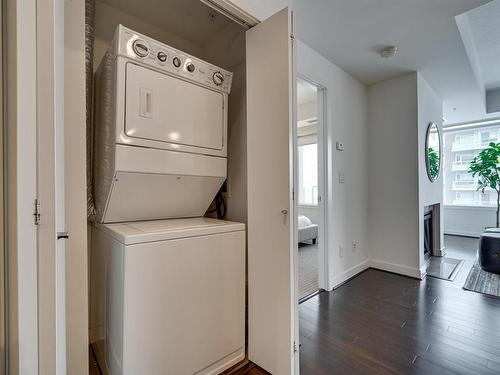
[{"x1": 298, "y1": 215, "x2": 312, "y2": 228}]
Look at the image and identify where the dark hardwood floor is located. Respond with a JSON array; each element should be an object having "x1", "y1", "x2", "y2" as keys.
[
  {"x1": 299, "y1": 235, "x2": 500, "y2": 375},
  {"x1": 90, "y1": 235, "x2": 499, "y2": 375},
  {"x1": 224, "y1": 361, "x2": 269, "y2": 374},
  {"x1": 89, "y1": 347, "x2": 269, "y2": 374}
]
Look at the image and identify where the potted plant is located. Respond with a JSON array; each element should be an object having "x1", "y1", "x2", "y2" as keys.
[
  {"x1": 427, "y1": 147, "x2": 439, "y2": 181},
  {"x1": 469, "y1": 142, "x2": 500, "y2": 227}
]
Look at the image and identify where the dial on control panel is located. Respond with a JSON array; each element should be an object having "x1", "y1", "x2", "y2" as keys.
[
  {"x1": 213, "y1": 72, "x2": 224, "y2": 86},
  {"x1": 186, "y1": 63, "x2": 195, "y2": 73},
  {"x1": 132, "y1": 39, "x2": 149, "y2": 58},
  {"x1": 172, "y1": 57, "x2": 181, "y2": 68},
  {"x1": 157, "y1": 51, "x2": 167, "y2": 62}
]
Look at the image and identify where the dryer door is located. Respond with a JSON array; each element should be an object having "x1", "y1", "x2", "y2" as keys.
[{"x1": 125, "y1": 63, "x2": 225, "y2": 151}]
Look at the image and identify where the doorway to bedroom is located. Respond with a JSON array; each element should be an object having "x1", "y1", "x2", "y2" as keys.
[{"x1": 297, "y1": 77, "x2": 326, "y2": 301}]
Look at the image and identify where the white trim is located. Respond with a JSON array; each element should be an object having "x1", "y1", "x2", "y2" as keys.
[
  {"x1": 290, "y1": 10, "x2": 299, "y2": 375},
  {"x1": 5, "y1": 0, "x2": 39, "y2": 373},
  {"x1": 330, "y1": 260, "x2": 370, "y2": 290},
  {"x1": 199, "y1": 0, "x2": 260, "y2": 27},
  {"x1": 296, "y1": 75, "x2": 328, "y2": 292},
  {"x1": 36, "y1": 0, "x2": 60, "y2": 372},
  {"x1": 443, "y1": 117, "x2": 500, "y2": 130},
  {"x1": 64, "y1": 0, "x2": 89, "y2": 373},
  {"x1": 329, "y1": 260, "x2": 427, "y2": 291},
  {"x1": 369, "y1": 259, "x2": 425, "y2": 280},
  {"x1": 444, "y1": 204, "x2": 496, "y2": 211}
]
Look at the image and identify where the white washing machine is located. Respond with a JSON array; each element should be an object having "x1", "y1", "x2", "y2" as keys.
[
  {"x1": 90, "y1": 218, "x2": 245, "y2": 375},
  {"x1": 93, "y1": 25, "x2": 233, "y2": 223},
  {"x1": 90, "y1": 26, "x2": 245, "y2": 375}
]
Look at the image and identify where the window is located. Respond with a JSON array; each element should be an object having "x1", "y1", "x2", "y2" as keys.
[
  {"x1": 298, "y1": 142, "x2": 318, "y2": 206},
  {"x1": 443, "y1": 122, "x2": 500, "y2": 207},
  {"x1": 481, "y1": 130, "x2": 497, "y2": 146}
]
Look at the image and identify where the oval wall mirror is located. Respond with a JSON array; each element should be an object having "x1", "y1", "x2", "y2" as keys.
[{"x1": 425, "y1": 122, "x2": 441, "y2": 182}]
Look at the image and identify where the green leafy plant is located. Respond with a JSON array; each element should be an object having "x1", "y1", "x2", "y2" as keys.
[
  {"x1": 427, "y1": 147, "x2": 439, "y2": 180},
  {"x1": 469, "y1": 142, "x2": 500, "y2": 227}
]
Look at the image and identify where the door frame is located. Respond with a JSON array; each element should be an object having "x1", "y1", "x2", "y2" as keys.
[
  {"x1": 4, "y1": 0, "x2": 39, "y2": 373},
  {"x1": 4, "y1": 0, "x2": 66, "y2": 373},
  {"x1": 295, "y1": 75, "x2": 329, "y2": 294}
]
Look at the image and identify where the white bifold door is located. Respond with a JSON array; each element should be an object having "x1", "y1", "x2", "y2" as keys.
[{"x1": 246, "y1": 8, "x2": 298, "y2": 375}]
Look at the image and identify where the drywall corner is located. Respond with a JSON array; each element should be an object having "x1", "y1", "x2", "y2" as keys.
[
  {"x1": 417, "y1": 73, "x2": 443, "y2": 269},
  {"x1": 367, "y1": 73, "x2": 420, "y2": 274}
]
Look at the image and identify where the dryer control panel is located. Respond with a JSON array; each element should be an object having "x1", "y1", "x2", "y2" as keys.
[{"x1": 114, "y1": 25, "x2": 233, "y2": 94}]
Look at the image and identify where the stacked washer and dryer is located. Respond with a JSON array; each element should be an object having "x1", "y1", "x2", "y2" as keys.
[{"x1": 89, "y1": 25, "x2": 245, "y2": 375}]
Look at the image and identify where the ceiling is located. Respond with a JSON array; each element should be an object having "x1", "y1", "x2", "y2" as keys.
[
  {"x1": 463, "y1": 0, "x2": 500, "y2": 90},
  {"x1": 292, "y1": 0, "x2": 494, "y2": 124}
]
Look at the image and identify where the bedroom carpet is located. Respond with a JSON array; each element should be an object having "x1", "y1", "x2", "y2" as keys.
[{"x1": 299, "y1": 243, "x2": 319, "y2": 300}]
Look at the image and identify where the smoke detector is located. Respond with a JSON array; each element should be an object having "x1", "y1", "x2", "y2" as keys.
[{"x1": 380, "y1": 46, "x2": 398, "y2": 58}]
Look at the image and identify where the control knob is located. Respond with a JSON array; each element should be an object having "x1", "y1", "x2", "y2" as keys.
[
  {"x1": 132, "y1": 39, "x2": 149, "y2": 58},
  {"x1": 213, "y1": 71, "x2": 224, "y2": 86},
  {"x1": 186, "y1": 63, "x2": 195, "y2": 73},
  {"x1": 157, "y1": 51, "x2": 167, "y2": 62},
  {"x1": 173, "y1": 57, "x2": 181, "y2": 68}
]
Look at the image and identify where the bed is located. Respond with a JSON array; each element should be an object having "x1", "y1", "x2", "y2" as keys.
[{"x1": 298, "y1": 215, "x2": 318, "y2": 244}]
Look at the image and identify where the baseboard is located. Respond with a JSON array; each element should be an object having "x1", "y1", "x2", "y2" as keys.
[
  {"x1": 434, "y1": 246, "x2": 446, "y2": 257},
  {"x1": 369, "y1": 259, "x2": 425, "y2": 280},
  {"x1": 329, "y1": 260, "x2": 370, "y2": 290},
  {"x1": 444, "y1": 230, "x2": 481, "y2": 238}
]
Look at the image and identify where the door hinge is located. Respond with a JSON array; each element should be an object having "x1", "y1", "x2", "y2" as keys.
[
  {"x1": 34, "y1": 198, "x2": 41, "y2": 225},
  {"x1": 293, "y1": 341, "x2": 298, "y2": 353}
]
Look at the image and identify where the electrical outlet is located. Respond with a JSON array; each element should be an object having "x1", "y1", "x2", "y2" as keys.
[
  {"x1": 339, "y1": 245, "x2": 344, "y2": 258},
  {"x1": 352, "y1": 241, "x2": 358, "y2": 252}
]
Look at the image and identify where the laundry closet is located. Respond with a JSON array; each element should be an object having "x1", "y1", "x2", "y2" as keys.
[{"x1": 82, "y1": 1, "x2": 296, "y2": 374}]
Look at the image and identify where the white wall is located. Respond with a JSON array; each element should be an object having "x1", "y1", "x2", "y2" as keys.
[
  {"x1": 368, "y1": 73, "x2": 422, "y2": 278},
  {"x1": 417, "y1": 73, "x2": 444, "y2": 267},
  {"x1": 298, "y1": 41, "x2": 370, "y2": 289},
  {"x1": 368, "y1": 72, "x2": 444, "y2": 278},
  {"x1": 444, "y1": 206, "x2": 496, "y2": 237}
]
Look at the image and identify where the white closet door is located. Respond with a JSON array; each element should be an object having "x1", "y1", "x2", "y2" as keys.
[{"x1": 246, "y1": 8, "x2": 296, "y2": 375}]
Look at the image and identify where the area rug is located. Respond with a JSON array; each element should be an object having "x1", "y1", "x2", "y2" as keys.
[
  {"x1": 299, "y1": 243, "x2": 319, "y2": 300},
  {"x1": 463, "y1": 259, "x2": 500, "y2": 298},
  {"x1": 426, "y1": 257, "x2": 464, "y2": 281}
]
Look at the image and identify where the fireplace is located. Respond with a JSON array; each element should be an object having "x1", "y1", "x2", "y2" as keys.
[
  {"x1": 423, "y1": 203, "x2": 444, "y2": 259},
  {"x1": 424, "y1": 211, "x2": 432, "y2": 261}
]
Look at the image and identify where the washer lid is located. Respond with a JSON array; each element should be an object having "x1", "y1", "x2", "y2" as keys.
[{"x1": 96, "y1": 217, "x2": 245, "y2": 245}]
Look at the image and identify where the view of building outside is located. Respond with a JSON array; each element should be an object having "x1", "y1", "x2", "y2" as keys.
[{"x1": 443, "y1": 123, "x2": 500, "y2": 206}]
